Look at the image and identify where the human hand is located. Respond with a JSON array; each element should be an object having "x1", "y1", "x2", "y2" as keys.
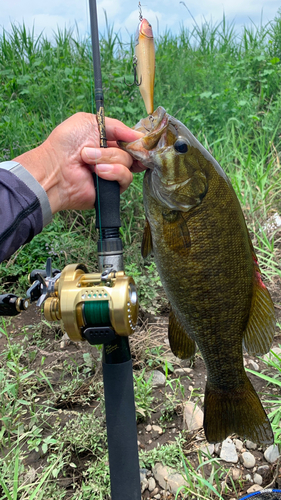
[{"x1": 13, "y1": 112, "x2": 144, "y2": 214}]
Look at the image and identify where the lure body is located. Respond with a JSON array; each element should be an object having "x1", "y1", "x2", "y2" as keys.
[{"x1": 135, "y1": 18, "x2": 155, "y2": 114}]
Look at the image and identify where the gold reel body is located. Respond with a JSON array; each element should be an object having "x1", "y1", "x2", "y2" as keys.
[{"x1": 43, "y1": 264, "x2": 138, "y2": 341}]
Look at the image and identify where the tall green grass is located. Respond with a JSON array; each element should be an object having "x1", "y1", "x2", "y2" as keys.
[{"x1": 0, "y1": 10, "x2": 281, "y2": 292}]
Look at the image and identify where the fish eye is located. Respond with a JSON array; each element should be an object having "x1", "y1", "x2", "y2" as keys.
[{"x1": 174, "y1": 139, "x2": 188, "y2": 154}]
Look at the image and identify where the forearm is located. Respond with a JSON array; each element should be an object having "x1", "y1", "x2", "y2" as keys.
[{"x1": 0, "y1": 164, "x2": 51, "y2": 262}]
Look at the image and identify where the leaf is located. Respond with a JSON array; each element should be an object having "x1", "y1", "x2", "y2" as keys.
[
  {"x1": 200, "y1": 91, "x2": 212, "y2": 99},
  {"x1": 270, "y1": 57, "x2": 280, "y2": 65}
]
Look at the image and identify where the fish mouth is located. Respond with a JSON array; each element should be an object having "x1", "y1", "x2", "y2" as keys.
[{"x1": 118, "y1": 106, "x2": 169, "y2": 169}]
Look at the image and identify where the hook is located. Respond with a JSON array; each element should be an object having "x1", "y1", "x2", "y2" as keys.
[
  {"x1": 138, "y1": 2, "x2": 143, "y2": 22},
  {"x1": 124, "y1": 55, "x2": 142, "y2": 87}
]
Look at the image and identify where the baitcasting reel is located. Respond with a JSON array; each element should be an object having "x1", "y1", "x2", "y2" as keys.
[{"x1": 0, "y1": 258, "x2": 138, "y2": 346}]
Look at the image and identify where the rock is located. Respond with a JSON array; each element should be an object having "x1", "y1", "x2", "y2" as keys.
[
  {"x1": 242, "y1": 452, "x2": 256, "y2": 468},
  {"x1": 220, "y1": 438, "x2": 238, "y2": 463},
  {"x1": 253, "y1": 473, "x2": 263, "y2": 485},
  {"x1": 247, "y1": 484, "x2": 261, "y2": 494},
  {"x1": 145, "y1": 370, "x2": 166, "y2": 387},
  {"x1": 264, "y1": 444, "x2": 280, "y2": 463},
  {"x1": 154, "y1": 495, "x2": 161, "y2": 500},
  {"x1": 248, "y1": 360, "x2": 259, "y2": 372},
  {"x1": 146, "y1": 424, "x2": 152, "y2": 432},
  {"x1": 199, "y1": 443, "x2": 215, "y2": 456},
  {"x1": 23, "y1": 467, "x2": 37, "y2": 484},
  {"x1": 183, "y1": 402, "x2": 203, "y2": 431},
  {"x1": 231, "y1": 468, "x2": 242, "y2": 481},
  {"x1": 151, "y1": 487, "x2": 159, "y2": 496},
  {"x1": 148, "y1": 477, "x2": 156, "y2": 491},
  {"x1": 152, "y1": 425, "x2": 163, "y2": 435},
  {"x1": 245, "y1": 474, "x2": 252, "y2": 481},
  {"x1": 152, "y1": 463, "x2": 188, "y2": 495},
  {"x1": 245, "y1": 440, "x2": 257, "y2": 450},
  {"x1": 257, "y1": 464, "x2": 270, "y2": 476},
  {"x1": 140, "y1": 468, "x2": 147, "y2": 482},
  {"x1": 214, "y1": 443, "x2": 221, "y2": 455},
  {"x1": 174, "y1": 368, "x2": 186, "y2": 376},
  {"x1": 141, "y1": 478, "x2": 149, "y2": 493},
  {"x1": 175, "y1": 367, "x2": 193, "y2": 377},
  {"x1": 263, "y1": 347, "x2": 281, "y2": 363},
  {"x1": 234, "y1": 439, "x2": 243, "y2": 452}
]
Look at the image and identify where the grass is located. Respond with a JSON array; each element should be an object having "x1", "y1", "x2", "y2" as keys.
[
  {"x1": 0, "y1": 11, "x2": 281, "y2": 296},
  {"x1": 0, "y1": 9, "x2": 281, "y2": 499}
]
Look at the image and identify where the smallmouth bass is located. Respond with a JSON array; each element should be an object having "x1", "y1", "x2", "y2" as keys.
[{"x1": 120, "y1": 107, "x2": 276, "y2": 445}]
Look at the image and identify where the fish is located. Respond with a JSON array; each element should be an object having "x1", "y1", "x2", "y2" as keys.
[
  {"x1": 119, "y1": 106, "x2": 276, "y2": 445},
  {"x1": 135, "y1": 17, "x2": 155, "y2": 115}
]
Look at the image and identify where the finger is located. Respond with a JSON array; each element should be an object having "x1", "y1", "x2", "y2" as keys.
[
  {"x1": 94, "y1": 164, "x2": 133, "y2": 193},
  {"x1": 105, "y1": 117, "x2": 144, "y2": 143},
  {"x1": 81, "y1": 146, "x2": 134, "y2": 169}
]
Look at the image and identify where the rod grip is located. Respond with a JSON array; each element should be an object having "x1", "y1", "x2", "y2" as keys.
[
  {"x1": 94, "y1": 176, "x2": 121, "y2": 229},
  {"x1": 103, "y1": 359, "x2": 141, "y2": 500}
]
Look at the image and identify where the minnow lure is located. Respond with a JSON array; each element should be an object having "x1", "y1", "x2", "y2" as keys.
[{"x1": 134, "y1": 2, "x2": 155, "y2": 114}]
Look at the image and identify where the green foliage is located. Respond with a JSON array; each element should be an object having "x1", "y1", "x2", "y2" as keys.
[
  {"x1": 133, "y1": 369, "x2": 154, "y2": 419},
  {"x1": 247, "y1": 347, "x2": 281, "y2": 446}
]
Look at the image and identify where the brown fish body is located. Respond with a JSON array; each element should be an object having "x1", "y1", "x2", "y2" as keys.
[{"x1": 121, "y1": 107, "x2": 275, "y2": 445}]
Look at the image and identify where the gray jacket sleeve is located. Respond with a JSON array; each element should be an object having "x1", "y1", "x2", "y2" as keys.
[{"x1": 0, "y1": 161, "x2": 52, "y2": 262}]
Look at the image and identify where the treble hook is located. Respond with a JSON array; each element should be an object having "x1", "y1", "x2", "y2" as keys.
[{"x1": 124, "y1": 55, "x2": 142, "y2": 87}]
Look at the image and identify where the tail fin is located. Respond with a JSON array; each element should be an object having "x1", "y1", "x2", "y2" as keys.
[{"x1": 204, "y1": 377, "x2": 273, "y2": 445}]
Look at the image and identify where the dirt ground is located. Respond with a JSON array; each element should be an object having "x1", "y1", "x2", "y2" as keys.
[{"x1": 1, "y1": 277, "x2": 281, "y2": 499}]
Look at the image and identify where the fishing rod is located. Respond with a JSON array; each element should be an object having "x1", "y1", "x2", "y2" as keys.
[{"x1": 87, "y1": 1, "x2": 141, "y2": 498}]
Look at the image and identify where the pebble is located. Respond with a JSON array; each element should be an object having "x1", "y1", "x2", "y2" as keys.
[
  {"x1": 154, "y1": 495, "x2": 161, "y2": 500},
  {"x1": 247, "y1": 484, "x2": 261, "y2": 494},
  {"x1": 234, "y1": 439, "x2": 243, "y2": 452},
  {"x1": 146, "y1": 425, "x2": 152, "y2": 432},
  {"x1": 257, "y1": 464, "x2": 270, "y2": 476},
  {"x1": 145, "y1": 370, "x2": 166, "y2": 387},
  {"x1": 264, "y1": 444, "x2": 280, "y2": 463},
  {"x1": 153, "y1": 463, "x2": 188, "y2": 495},
  {"x1": 214, "y1": 443, "x2": 221, "y2": 455},
  {"x1": 148, "y1": 439, "x2": 152, "y2": 444},
  {"x1": 263, "y1": 347, "x2": 281, "y2": 362},
  {"x1": 199, "y1": 443, "x2": 215, "y2": 456},
  {"x1": 183, "y1": 402, "x2": 204, "y2": 431},
  {"x1": 245, "y1": 474, "x2": 252, "y2": 481},
  {"x1": 152, "y1": 425, "x2": 163, "y2": 435},
  {"x1": 148, "y1": 477, "x2": 156, "y2": 491},
  {"x1": 253, "y1": 473, "x2": 263, "y2": 485},
  {"x1": 220, "y1": 438, "x2": 238, "y2": 463},
  {"x1": 242, "y1": 451, "x2": 256, "y2": 468},
  {"x1": 188, "y1": 385, "x2": 194, "y2": 391},
  {"x1": 245, "y1": 440, "x2": 257, "y2": 450},
  {"x1": 23, "y1": 467, "x2": 37, "y2": 484},
  {"x1": 231, "y1": 468, "x2": 242, "y2": 481},
  {"x1": 151, "y1": 487, "x2": 159, "y2": 496},
  {"x1": 140, "y1": 468, "x2": 148, "y2": 481},
  {"x1": 248, "y1": 360, "x2": 259, "y2": 371},
  {"x1": 141, "y1": 478, "x2": 149, "y2": 493}
]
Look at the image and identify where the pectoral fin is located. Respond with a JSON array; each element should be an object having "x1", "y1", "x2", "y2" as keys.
[
  {"x1": 168, "y1": 309, "x2": 196, "y2": 359},
  {"x1": 162, "y1": 212, "x2": 191, "y2": 257},
  {"x1": 243, "y1": 244, "x2": 275, "y2": 355},
  {"x1": 141, "y1": 219, "x2": 153, "y2": 258}
]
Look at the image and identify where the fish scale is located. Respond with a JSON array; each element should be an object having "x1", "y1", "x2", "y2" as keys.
[{"x1": 120, "y1": 106, "x2": 276, "y2": 445}]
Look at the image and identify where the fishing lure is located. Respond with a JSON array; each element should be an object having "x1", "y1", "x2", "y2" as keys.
[{"x1": 134, "y1": 2, "x2": 155, "y2": 114}]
